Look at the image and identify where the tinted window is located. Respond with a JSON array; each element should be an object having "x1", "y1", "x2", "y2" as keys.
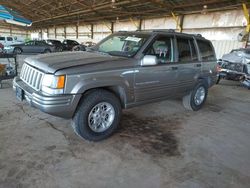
[
  {"x1": 197, "y1": 40, "x2": 216, "y2": 61},
  {"x1": 0, "y1": 37, "x2": 5, "y2": 41},
  {"x1": 177, "y1": 38, "x2": 198, "y2": 62},
  {"x1": 54, "y1": 41, "x2": 61, "y2": 45},
  {"x1": 7, "y1": 37, "x2": 13, "y2": 41},
  {"x1": 146, "y1": 36, "x2": 173, "y2": 63},
  {"x1": 36, "y1": 41, "x2": 46, "y2": 45},
  {"x1": 25, "y1": 41, "x2": 35, "y2": 45}
]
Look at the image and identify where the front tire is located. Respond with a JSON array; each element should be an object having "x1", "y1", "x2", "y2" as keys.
[
  {"x1": 13, "y1": 48, "x2": 22, "y2": 54},
  {"x1": 72, "y1": 89, "x2": 122, "y2": 141},
  {"x1": 183, "y1": 81, "x2": 208, "y2": 111}
]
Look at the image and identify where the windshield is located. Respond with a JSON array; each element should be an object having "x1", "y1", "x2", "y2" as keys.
[{"x1": 93, "y1": 33, "x2": 149, "y2": 57}]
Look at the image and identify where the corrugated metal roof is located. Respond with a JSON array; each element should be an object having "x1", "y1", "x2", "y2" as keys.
[{"x1": 0, "y1": 0, "x2": 248, "y2": 28}]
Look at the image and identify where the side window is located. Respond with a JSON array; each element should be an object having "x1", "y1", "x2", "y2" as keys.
[
  {"x1": 0, "y1": 37, "x2": 5, "y2": 41},
  {"x1": 189, "y1": 40, "x2": 198, "y2": 61},
  {"x1": 197, "y1": 40, "x2": 216, "y2": 61},
  {"x1": 25, "y1": 41, "x2": 35, "y2": 45},
  {"x1": 35, "y1": 41, "x2": 42, "y2": 45},
  {"x1": 177, "y1": 37, "x2": 198, "y2": 62},
  {"x1": 146, "y1": 36, "x2": 173, "y2": 64},
  {"x1": 7, "y1": 37, "x2": 13, "y2": 41}
]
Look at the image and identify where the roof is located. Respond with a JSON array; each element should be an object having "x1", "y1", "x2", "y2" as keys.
[
  {"x1": 0, "y1": 0, "x2": 249, "y2": 28},
  {"x1": 117, "y1": 29, "x2": 207, "y2": 39}
]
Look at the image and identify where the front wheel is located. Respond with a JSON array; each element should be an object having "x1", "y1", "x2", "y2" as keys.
[
  {"x1": 72, "y1": 89, "x2": 122, "y2": 141},
  {"x1": 182, "y1": 81, "x2": 208, "y2": 111},
  {"x1": 13, "y1": 48, "x2": 22, "y2": 54}
]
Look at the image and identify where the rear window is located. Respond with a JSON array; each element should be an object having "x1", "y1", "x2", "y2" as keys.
[
  {"x1": 0, "y1": 37, "x2": 5, "y2": 41},
  {"x1": 197, "y1": 40, "x2": 216, "y2": 61},
  {"x1": 177, "y1": 37, "x2": 198, "y2": 62}
]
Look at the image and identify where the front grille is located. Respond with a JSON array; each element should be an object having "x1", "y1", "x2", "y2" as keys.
[{"x1": 20, "y1": 63, "x2": 44, "y2": 91}]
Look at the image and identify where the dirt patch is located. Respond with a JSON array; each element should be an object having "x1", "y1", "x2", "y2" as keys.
[
  {"x1": 116, "y1": 113, "x2": 181, "y2": 157},
  {"x1": 206, "y1": 104, "x2": 223, "y2": 112}
]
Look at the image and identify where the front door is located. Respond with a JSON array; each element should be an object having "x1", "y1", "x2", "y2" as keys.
[
  {"x1": 22, "y1": 41, "x2": 36, "y2": 53},
  {"x1": 135, "y1": 35, "x2": 179, "y2": 102}
]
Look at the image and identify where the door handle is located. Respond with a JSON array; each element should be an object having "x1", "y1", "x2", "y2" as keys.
[
  {"x1": 195, "y1": 64, "x2": 202, "y2": 67},
  {"x1": 171, "y1": 66, "x2": 178, "y2": 70}
]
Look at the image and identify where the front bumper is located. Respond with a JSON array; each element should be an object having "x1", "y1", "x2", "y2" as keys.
[
  {"x1": 13, "y1": 77, "x2": 81, "y2": 119},
  {"x1": 3, "y1": 48, "x2": 14, "y2": 54}
]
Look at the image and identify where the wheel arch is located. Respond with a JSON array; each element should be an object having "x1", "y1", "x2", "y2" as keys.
[
  {"x1": 14, "y1": 47, "x2": 22, "y2": 53},
  {"x1": 72, "y1": 85, "x2": 127, "y2": 119}
]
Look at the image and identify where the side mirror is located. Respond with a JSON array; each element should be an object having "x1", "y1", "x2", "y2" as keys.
[{"x1": 141, "y1": 55, "x2": 157, "y2": 66}]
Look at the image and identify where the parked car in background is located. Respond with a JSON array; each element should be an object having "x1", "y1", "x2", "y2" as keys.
[
  {"x1": 217, "y1": 48, "x2": 250, "y2": 88},
  {"x1": 4, "y1": 40, "x2": 55, "y2": 54},
  {"x1": 13, "y1": 30, "x2": 217, "y2": 141},
  {"x1": 72, "y1": 44, "x2": 86, "y2": 51},
  {"x1": 0, "y1": 36, "x2": 24, "y2": 46},
  {"x1": 62, "y1": 39, "x2": 79, "y2": 51},
  {"x1": 44, "y1": 39, "x2": 63, "y2": 52},
  {"x1": 84, "y1": 41, "x2": 96, "y2": 47}
]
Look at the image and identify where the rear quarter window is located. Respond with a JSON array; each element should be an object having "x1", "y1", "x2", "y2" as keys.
[
  {"x1": 176, "y1": 37, "x2": 198, "y2": 62},
  {"x1": 197, "y1": 40, "x2": 216, "y2": 61},
  {"x1": 7, "y1": 37, "x2": 13, "y2": 41}
]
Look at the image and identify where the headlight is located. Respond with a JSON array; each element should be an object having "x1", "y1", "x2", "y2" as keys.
[{"x1": 41, "y1": 74, "x2": 65, "y2": 95}]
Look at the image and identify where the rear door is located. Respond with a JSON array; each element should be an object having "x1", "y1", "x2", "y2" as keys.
[
  {"x1": 196, "y1": 39, "x2": 217, "y2": 85},
  {"x1": 134, "y1": 34, "x2": 180, "y2": 102},
  {"x1": 174, "y1": 36, "x2": 201, "y2": 92},
  {"x1": 35, "y1": 41, "x2": 46, "y2": 53}
]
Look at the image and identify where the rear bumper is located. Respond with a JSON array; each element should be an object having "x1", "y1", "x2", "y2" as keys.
[
  {"x1": 209, "y1": 74, "x2": 218, "y2": 87},
  {"x1": 13, "y1": 77, "x2": 81, "y2": 119}
]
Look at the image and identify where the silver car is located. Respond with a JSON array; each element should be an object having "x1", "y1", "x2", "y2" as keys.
[
  {"x1": 5, "y1": 40, "x2": 55, "y2": 54},
  {"x1": 13, "y1": 30, "x2": 217, "y2": 141}
]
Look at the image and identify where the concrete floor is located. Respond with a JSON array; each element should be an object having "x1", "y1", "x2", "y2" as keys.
[{"x1": 0, "y1": 77, "x2": 250, "y2": 187}]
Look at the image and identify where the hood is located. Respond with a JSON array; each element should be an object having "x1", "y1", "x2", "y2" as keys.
[
  {"x1": 222, "y1": 50, "x2": 250, "y2": 64},
  {"x1": 24, "y1": 51, "x2": 126, "y2": 73}
]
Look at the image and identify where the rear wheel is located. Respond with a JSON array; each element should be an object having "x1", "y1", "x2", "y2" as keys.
[
  {"x1": 183, "y1": 81, "x2": 208, "y2": 111},
  {"x1": 13, "y1": 48, "x2": 22, "y2": 54},
  {"x1": 72, "y1": 89, "x2": 122, "y2": 141},
  {"x1": 44, "y1": 49, "x2": 51, "y2": 53}
]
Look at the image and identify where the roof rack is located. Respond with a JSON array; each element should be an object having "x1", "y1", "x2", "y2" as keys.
[{"x1": 135, "y1": 29, "x2": 176, "y2": 32}]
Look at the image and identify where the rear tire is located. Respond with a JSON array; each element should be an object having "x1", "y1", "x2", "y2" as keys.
[
  {"x1": 72, "y1": 89, "x2": 122, "y2": 141},
  {"x1": 44, "y1": 49, "x2": 51, "y2": 53},
  {"x1": 183, "y1": 81, "x2": 208, "y2": 111}
]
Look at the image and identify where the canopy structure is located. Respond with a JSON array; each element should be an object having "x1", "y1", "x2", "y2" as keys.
[
  {"x1": 0, "y1": 0, "x2": 249, "y2": 28},
  {"x1": 0, "y1": 5, "x2": 32, "y2": 26}
]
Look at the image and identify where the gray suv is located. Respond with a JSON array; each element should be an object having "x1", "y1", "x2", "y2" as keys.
[{"x1": 13, "y1": 30, "x2": 217, "y2": 141}]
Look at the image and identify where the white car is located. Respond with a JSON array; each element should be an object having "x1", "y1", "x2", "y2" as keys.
[{"x1": 0, "y1": 36, "x2": 24, "y2": 47}]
